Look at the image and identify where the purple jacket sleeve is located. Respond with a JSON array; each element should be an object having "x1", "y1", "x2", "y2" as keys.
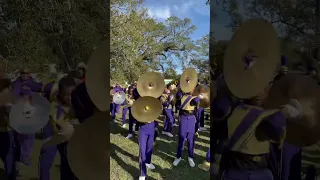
[
  {"x1": 212, "y1": 96, "x2": 231, "y2": 120},
  {"x1": 28, "y1": 81, "x2": 43, "y2": 92},
  {"x1": 176, "y1": 92, "x2": 183, "y2": 99},
  {"x1": 258, "y1": 111, "x2": 286, "y2": 141}
]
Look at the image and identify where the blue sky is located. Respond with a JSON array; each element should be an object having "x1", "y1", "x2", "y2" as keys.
[{"x1": 144, "y1": 0, "x2": 210, "y2": 74}]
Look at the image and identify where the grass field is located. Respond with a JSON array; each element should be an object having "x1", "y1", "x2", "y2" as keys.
[
  {"x1": 110, "y1": 107, "x2": 211, "y2": 180},
  {"x1": 0, "y1": 107, "x2": 210, "y2": 180},
  {"x1": 0, "y1": 138, "x2": 61, "y2": 180}
]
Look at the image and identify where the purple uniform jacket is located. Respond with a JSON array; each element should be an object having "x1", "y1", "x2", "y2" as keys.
[
  {"x1": 42, "y1": 81, "x2": 55, "y2": 101},
  {"x1": 12, "y1": 77, "x2": 43, "y2": 97}
]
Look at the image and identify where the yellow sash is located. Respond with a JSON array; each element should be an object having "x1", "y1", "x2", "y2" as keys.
[{"x1": 228, "y1": 105, "x2": 279, "y2": 155}]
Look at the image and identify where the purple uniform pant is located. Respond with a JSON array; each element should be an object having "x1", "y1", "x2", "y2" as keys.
[
  {"x1": 206, "y1": 148, "x2": 210, "y2": 162},
  {"x1": 175, "y1": 100, "x2": 181, "y2": 113},
  {"x1": 198, "y1": 107, "x2": 205, "y2": 128},
  {"x1": 39, "y1": 123, "x2": 78, "y2": 180},
  {"x1": 115, "y1": 103, "x2": 121, "y2": 114},
  {"x1": 110, "y1": 103, "x2": 115, "y2": 120},
  {"x1": 128, "y1": 107, "x2": 139, "y2": 134},
  {"x1": 122, "y1": 107, "x2": 129, "y2": 124},
  {"x1": 14, "y1": 132, "x2": 35, "y2": 165},
  {"x1": 221, "y1": 169, "x2": 274, "y2": 180},
  {"x1": 0, "y1": 131, "x2": 16, "y2": 180},
  {"x1": 176, "y1": 115, "x2": 196, "y2": 159},
  {"x1": 163, "y1": 108, "x2": 174, "y2": 133},
  {"x1": 139, "y1": 122, "x2": 155, "y2": 177}
]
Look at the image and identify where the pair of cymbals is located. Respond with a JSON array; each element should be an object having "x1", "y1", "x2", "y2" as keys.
[
  {"x1": 223, "y1": 19, "x2": 280, "y2": 99},
  {"x1": 193, "y1": 84, "x2": 211, "y2": 108},
  {"x1": 263, "y1": 73, "x2": 320, "y2": 147},
  {"x1": 180, "y1": 68, "x2": 198, "y2": 93},
  {"x1": 132, "y1": 72, "x2": 164, "y2": 123}
]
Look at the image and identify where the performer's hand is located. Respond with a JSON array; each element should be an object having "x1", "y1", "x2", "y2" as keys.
[{"x1": 281, "y1": 99, "x2": 303, "y2": 119}]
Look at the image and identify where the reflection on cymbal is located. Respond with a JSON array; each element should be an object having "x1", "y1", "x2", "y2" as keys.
[
  {"x1": 137, "y1": 72, "x2": 165, "y2": 98},
  {"x1": 131, "y1": 96, "x2": 162, "y2": 123},
  {"x1": 180, "y1": 68, "x2": 198, "y2": 93},
  {"x1": 193, "y1": 84, "x2": 210, "y2": 108},
  {"x1": 264, "y1": 73, "x2": 320, "y2": 147},
  {"x1": 223, "y1": 19, "x2": 280, "y2": 99}
]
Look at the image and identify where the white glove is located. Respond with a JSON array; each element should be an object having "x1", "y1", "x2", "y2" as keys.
[{"x1": 282, "y1": 99, "x2": 303, "y2": 119}]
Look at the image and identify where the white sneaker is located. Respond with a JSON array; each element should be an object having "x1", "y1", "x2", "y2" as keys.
[
  {"x1": 122, "y1": 124, "x2": 126, "y2": 128},
  {"x1": 199, "y1": 127, "x2": 207, "y2": 131},
  {"x1": 139, "y1": 176, "x2": 146, "y2": 180},
  {"x1": 188, "y1": 157, "x2": 195, "y2": 167},
  {"x1": 173, "y1": 157, "x2": 181, "y2": 166},
  {"x1": 146, "y1": 163, "x2": 155, "y2": 170},
  {"x1": 173, "y1": 123, "x2": 179, "y2": 127},
  {"x1": 162, "y1": 131, "x2": 174, "y2": 137},
  {"x1": 126, "y1": 134, "x2": 133, "y2": 139}
]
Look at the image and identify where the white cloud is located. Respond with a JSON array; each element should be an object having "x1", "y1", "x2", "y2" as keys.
[
  {"x1": 173, "y1": 2, "x2": 193, "y2": 13},
  {"x1": 147, "y1": 6, "x2": 171, "y2": 20}
]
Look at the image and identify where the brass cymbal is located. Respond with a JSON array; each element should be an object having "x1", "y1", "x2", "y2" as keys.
[
  {"x1": 86, "y1": 40, "x2": 109, "y2": 112},
  {"x1": 67, "y1": 112, "x2": 109, "y2": 180},
  {"x1": 223, "y1": 19, "x2": 280, "y2": 99},
  {"x1": 180, "y1": 68, "x2": 198, "y2": 93},
  {"x1": 264, "y1": 73, "x2": 320, "y2": 147},
  {"x1": 137, "y1": 72, "x2": 165, "y2": 98},
  {"x1": 193, "y1": 84, "x2": 211, "y2": 108},
  {"x1": 131, "y1": 96, "x2": 162, "y2": 123}
]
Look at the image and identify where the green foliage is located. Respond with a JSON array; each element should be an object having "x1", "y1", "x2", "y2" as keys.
[
  {"x1": 0, "y1": 0, "x2": 108, "y2": 72},
  {"x1": 0, "y1": 0, "x2": 209, "y2": 82},
  {"x1": 110, "y1": 0, "x2": 208, "y2": 83}
]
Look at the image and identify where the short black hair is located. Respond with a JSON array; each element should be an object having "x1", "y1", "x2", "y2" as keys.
[{"x1": 58, "y1": 76, "x2": 76, "y2": 93}]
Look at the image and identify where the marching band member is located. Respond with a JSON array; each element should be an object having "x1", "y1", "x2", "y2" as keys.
[
  {"x1": 199, "y1": 75, "x2": 237, "y2": 173},
  {"x1": 11, "y1": 69, "x2": 44, "y2": 170},
  {"x1": 0, "y1": 78, "x2": 16, "y2": 180},
  {"x1": 172, "y1": 88, "x2": 200, "y2": 167},
  {"x1": 138, "y1": 119, "x2": 157, "y2": 180},
  {"x1": 38, "y1": 76, "x2": 78, "y2": 180},
  {"x1": 161, "y1": 85, "x2": 175, "y2": 137},
  {"x1": 121, "y1": 87, "x2": 132, "y2": 128},
  {"x1": 125, "y1": 87, "x2": 139, "y2": 139},
  {"x1": 71, "y1": 81, "x2": 95, "y2": 124},
  {"x1": 135, "y1": 93, "x2": 157, "y2": 180},
  {"x1": 111, "y1": 83, "x2": 123, "y2": 122},
  {"x1": 218, "y1": 83, "x2": 303, "y2": 179}
]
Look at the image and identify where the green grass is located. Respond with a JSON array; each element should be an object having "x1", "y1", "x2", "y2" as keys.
[
  {"x1": 110, "y1": 107, "x2": 211, "y2": 180},
  {"x1": 0, "y1": 138, "x2": 60, "y2": 180}
]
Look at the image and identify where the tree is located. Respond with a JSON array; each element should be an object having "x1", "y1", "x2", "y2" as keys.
[
  {"x1": 0, "y1": 0, "x2": 108, "y2": 73},
  {"x1": 189, "y1": 35, "x2": 210, "y2": 80},
  {"x1": 110, "y1": 0, "x2": 200, "y2": 83},
  {"x1": 216, "y1": 0, "x2": 318, "y2": 70},
  {"x1": 163, "y1": 67, "x2": 179, "y2": 79}
]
